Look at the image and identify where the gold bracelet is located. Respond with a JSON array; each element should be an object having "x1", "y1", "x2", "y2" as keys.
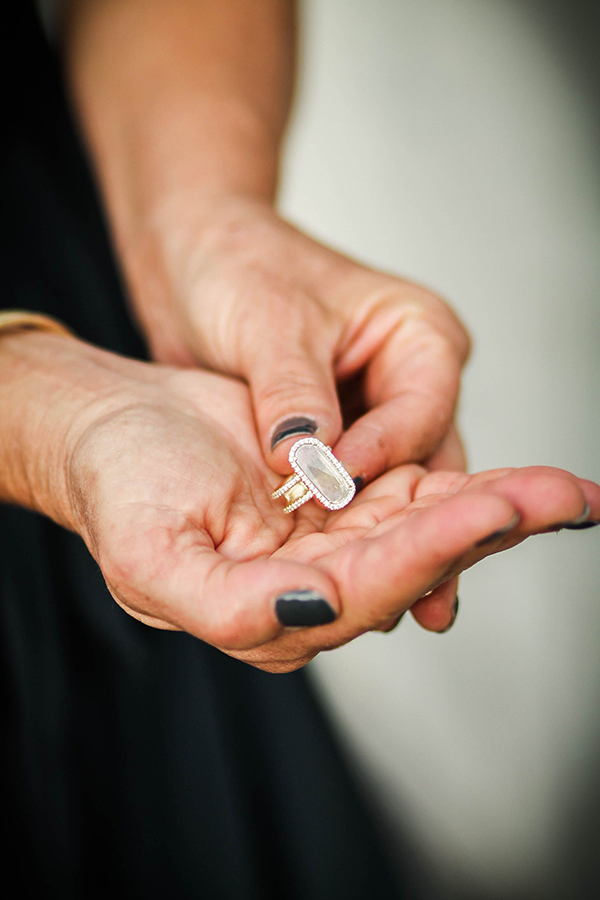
[{"x1": 0, "y1": 310, "x2": 74, "y2": 340}]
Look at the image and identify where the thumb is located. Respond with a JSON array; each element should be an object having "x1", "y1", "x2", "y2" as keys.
[
  {"x1": 108, "y1": 539, "x2": 341, "y2": 652},
  {"x1": 248, "y1": 335, "x2": 343, "y2": 474}
]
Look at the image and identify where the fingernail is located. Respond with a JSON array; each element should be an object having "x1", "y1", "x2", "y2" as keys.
[
  {"x1": 560, "y1": 503, "x2": 599, "y2": 530},
  {"x1": 475, "y1": 513, "x2": 521, "y2": 546},
  {"x1": 275, "y1": 590, "x2": 337, "y2": 627},
  {"x1": 271, "y1": 417, "x2": 318, "y2": 451},
  {"x1": 353, "y1": 476, "x2": 365, "y2": 493},
  {"x1": 563, "y1": 520, "x2": 600, "y2": 530},
  {"x1": 440, "y1": 597, "x2": 459, "y2": 633}
]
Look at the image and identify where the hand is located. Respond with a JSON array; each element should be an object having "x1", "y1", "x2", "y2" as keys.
[
  {"x1": 64, "y1": 350, "x2": 599, "y2": 673},
  {"x1": 65, "y1": 2, "x2": 468, "y2": 480},
  {"x1": 125, "y1": 196, "x2": 470, "y2": 483}
]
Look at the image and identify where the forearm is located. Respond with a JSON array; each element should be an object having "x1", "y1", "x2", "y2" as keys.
[{"x1": 63, "y1": 0, "x2": 296, "y2": 242}]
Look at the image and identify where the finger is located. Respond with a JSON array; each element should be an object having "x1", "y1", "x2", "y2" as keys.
[
  {"x1": 247, "y1": 319, "x2": 343, "y2": 475},
  {"x1": 570, "y1": 477, "x2": 600, "y2": 526},
  {"x1": 425, "y1": 421, "x2": 467, "y2": 472},
  {"x1": 414, "y1": 466, "x2": 600, "y2": 523},
  {"x1": 317, "y1": 489, "x2": 517, "y2": 632},
  {"x1": 409, "y1": 576, "x2": 460, "y2": 632},
  {"x1": 412, "y1": 467, "x2": 599, "y2": 551},
  {"x1": 373, "y1": 562, "x2": 459, "y2": 635},
  {"x1": 103, "y1": 531, "x2": 341, "y2": 650},
  {"x1": 324, "y1": 463, "x2": 426, "y2": 533},
  {"x1": 426, "y1": 469, "x2": 600, "y2": 582},
  {"x1": 334, "y1": 326, "x2": 462, "y2": 483},
  {"x1": 464, "y1": 467, "x2": 595, "y2": 533}
]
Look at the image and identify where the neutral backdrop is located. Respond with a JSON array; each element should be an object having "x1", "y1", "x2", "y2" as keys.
[{"x1": 280, "y1": 2, "x2": 600, "y2": 898}]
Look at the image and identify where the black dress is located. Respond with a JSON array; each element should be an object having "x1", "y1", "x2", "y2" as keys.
[{"x1": 0, "y1": 5, "x2": 407, "y2": 897}]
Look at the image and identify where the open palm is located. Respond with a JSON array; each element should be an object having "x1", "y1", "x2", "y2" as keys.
[{"x1": 67, "y1": 354, "x2": 599, "y2": 673}]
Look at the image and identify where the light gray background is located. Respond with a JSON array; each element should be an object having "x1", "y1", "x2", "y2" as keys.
[{"x1": 280, "y1": 2, "x2": 600, "y2": 897}]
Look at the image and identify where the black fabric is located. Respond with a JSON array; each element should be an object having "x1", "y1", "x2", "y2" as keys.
[{"x1": 0, "y1": 5, "x2": 407, "y2": 897}]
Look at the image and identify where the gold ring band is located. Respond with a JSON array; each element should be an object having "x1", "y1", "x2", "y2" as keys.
[{"x1": 0, "y1": 310, "x2": 74, "y2": 339}]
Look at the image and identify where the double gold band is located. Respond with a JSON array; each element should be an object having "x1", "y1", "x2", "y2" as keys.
[
  {"x1": 0, "y1": 310, "x2": 74, "y2": 340},
  {"x1": 272, "y1": 473, "x2": 314, "y2": 514}
]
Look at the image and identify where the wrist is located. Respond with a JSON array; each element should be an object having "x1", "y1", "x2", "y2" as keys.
[
  {"x1": 0, "y1": 331, "x2": 148, "y2": 533},
  {"x1": 121, "y1": 192, "x2": 279, "y2": 364}
]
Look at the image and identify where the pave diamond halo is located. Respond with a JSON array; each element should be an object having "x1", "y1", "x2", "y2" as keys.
[{"x1": 271, "y1": 437, "x2": 356, "y2": 514}]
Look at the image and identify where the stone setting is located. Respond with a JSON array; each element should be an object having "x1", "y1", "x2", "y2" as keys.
[{"x1": 289, "y1": 437, "x2": 355, "y2": 511}]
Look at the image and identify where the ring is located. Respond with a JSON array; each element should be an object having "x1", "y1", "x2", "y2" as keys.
[{"x1": 272, "y1": 437, "x2": 356, "y2": 514}]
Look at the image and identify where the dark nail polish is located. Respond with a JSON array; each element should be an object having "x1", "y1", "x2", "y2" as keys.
[
  {"x1": 271, "y1": 417, "x2": 318, "y2": 451},
  {"x1": 562, "y1": 520, "x2": 600, "y2": 530},
  {"x1": 353, "y1": 476, "x2": 365, "y2": 493},
  {"x1": 559, "y1": 504, "x2": 600, "y2": 530},
  {"x1": 440, "y1": 597, "x2": 459, "y2": 633},
  {"x1": 275, "y1": 590, "x2": 337, "y2": 627},
  {"x1": 475, "y1": 513, "x2": 520, "y2": 546}
]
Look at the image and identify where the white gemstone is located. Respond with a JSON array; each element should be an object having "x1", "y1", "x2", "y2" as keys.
[{"x1": 293, "y1": 443, "x2": 352, "y2": 505}]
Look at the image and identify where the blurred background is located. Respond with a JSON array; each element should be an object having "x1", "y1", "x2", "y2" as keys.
[{"x1": 280, "y1": 1, "x2": 600, "y2": 897}]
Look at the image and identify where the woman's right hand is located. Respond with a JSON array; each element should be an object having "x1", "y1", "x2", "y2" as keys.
[{"x1": 3, "y1": 331, "x2": 597, "y2": 673}]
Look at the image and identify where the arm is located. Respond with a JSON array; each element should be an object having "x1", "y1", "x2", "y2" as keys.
[
  {"x1": 63, "y1": 0, "x2": 293, "y2": 359},
  {"x1": 64, "y1": 0, "x2": 293, "y2": 212},
  {"x1": 62, "y1": 0, "x2": 470, "y2": 483}
]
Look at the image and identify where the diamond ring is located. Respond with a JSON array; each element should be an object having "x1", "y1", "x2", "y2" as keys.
[{"x1": 271, "y1": 437, "x2": 356, "y2": 514}]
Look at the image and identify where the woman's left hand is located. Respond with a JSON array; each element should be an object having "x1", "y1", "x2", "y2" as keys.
[
  {"x1": 124, "y1": 196, "x2": 470, "y2": 482},
  {"x1": 65, "y1": 2, "x2": 469, "y2": 483}
]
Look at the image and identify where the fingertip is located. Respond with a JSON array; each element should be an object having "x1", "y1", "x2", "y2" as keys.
[
  {"x1": 270, "y1": 416, "x2": 318, "y2": 451},
  {"x1": 250, "y1": 353, "x2": 343, "y2": 473},
  {"x1": 275, "y1": 589, "x2": 337, "y2": 627},
  {"x1": 439, "y1": 595, "x2": 459, "y2": 633},
  {"x1": 178, "y1": 556, "x2": 340, "y2": 650},
  {"x1": 410, "y1": 578, "x2": 460, "y2": 633},
  {"x1": 268, "y1": 414, "x2": 345, "y2": 474},
  {"x1": 475, "y1": 511, "x2": 521, "y2": 546},
  {"x1": 352, "y1": 475, "x2": 365, "y2": 493},
  {"x1": 269, "y1": 416, "x2": 322, "y2": 474}
]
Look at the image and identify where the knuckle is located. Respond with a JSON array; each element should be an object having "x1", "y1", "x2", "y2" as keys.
[
  {"x1": 390, "y1": 286, "x2": 472, "y2": 365},
  {"x1": 404, "y1": 285, "x2": 472, "y2": 362}
]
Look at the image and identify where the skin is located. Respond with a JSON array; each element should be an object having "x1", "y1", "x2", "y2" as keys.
[
  {"x1": 6, "y1": 0, "x2": 586, "y2": 674},
  {"x1": 63, "y1": 0, "x2": 470, "y2": 489},
  {"x1": 61, "y1": 0, "x2": 471, "y2": 617},
  {"x1": 1, "y1": 331, "x2": 597, "y2": 674}
]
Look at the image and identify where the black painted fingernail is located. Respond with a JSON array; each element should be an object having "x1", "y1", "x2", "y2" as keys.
[
  {"x1": 440, "y1": 597, "x2": 459, "y2": 633},
  {"x1": 353, "y1": 476, "x2": 365, "y2": 493},
  {"x1": 559, "y1": 503, "x2": 599, "y2": 530},
  {"x1": 271, "y1": 417, "x2": 318, "y2": 451},
  {"x1": 475, "y1": 513, "x2": 521, "y2": 546},
  {"x1": 275, "y1": 590, "x2": 337, "y2": 627},
  {"x1": 563, "y1": 520, "x2": 600, "y2": 530}
]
